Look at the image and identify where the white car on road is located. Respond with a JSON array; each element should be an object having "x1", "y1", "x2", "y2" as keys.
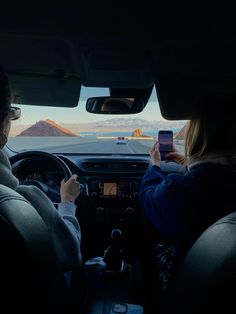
[{"x1": 116, "y1": 136, "x2": 127, "y2": 144}]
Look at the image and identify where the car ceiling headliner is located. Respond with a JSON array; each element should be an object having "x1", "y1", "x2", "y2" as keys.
[{"x1": 0, "y1": 2, "x2": 236, "y2": 119}]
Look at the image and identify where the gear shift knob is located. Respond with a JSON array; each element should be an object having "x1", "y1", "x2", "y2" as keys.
[
  {"x1": 111, "y1": 229, "x2": 122, "y2": 246},
  {"x1": 103, "y1": 229, "x2": 124, "y2": 272}
]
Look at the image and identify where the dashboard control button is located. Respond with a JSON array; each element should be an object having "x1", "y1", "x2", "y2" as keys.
[
  {"x1": 133, "y1": 192, "x2": 139, "y2": 198},
  {"x1": 125, "y1": 207, "x2": 134, "y2": 216},
  {"x1": 96, "y1": 207, "x2": 105, "y2": 215}
]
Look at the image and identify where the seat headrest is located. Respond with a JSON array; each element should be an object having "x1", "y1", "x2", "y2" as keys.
[
  {"x1": 0, "y1": 184, "x2": 67, "y2": 312},
  {"x1": 165, "y1": 211, "x2": 236, "y2": 313}
]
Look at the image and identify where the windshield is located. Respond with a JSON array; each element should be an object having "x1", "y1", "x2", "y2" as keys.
[{"x1": 8, "y1": 86, "x2": 186, "y2": 155}]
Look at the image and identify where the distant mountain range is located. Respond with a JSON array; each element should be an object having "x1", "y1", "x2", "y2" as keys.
[
  {"x1": 10, "y1": 118, "x2": 186, "y2": 137},
  {"x1": 61, "y1": 118, "x2": 185, "y2": 133}
]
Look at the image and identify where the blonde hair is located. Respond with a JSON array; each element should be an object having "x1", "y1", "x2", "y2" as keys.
[
  {"x1": 184, "y1": 118, "x2": 207, "y2": 164},
  {"x1": 183, "y1": 93, "x2": 236, "y2": 165}
]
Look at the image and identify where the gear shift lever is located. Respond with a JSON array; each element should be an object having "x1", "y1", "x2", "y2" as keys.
[
  {"x1": 111, "y1": 229, "x2": 123, "y2": 247},
  {"x1": 103, "y1": 229, "x2": 124, "y2": 272}
]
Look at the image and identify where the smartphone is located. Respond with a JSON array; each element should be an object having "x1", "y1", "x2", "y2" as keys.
[{"x1": 158, "y1": 130, "x2": 174, "y2": 160}]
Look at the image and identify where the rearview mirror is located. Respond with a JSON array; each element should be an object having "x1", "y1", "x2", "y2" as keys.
[{"x1": 86, "y1": 97, "x2": 145, "y2": 114}]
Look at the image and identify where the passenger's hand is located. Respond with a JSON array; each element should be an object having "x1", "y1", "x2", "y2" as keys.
[
  {"x1": 150, "y1": 142, "x2": 161, "y2": 167},
  {"x1": 164, "y1": 150, "x2": 185, "y2": 164},
  {"x1": 60, "y1": 174, "x2": 81, "y2": 203}
]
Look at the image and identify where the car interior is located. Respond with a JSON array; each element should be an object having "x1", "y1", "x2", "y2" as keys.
[{"x1": 0, "y1": 2, "x2": 236, "y2": 314}]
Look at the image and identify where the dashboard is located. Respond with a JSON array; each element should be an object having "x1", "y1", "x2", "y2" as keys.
[
  {"x1": 12, "y1": 153, "x2": 185, "y2": 219},
  {"x1": 11, "y1": 153, "x2": 185, "y2": 258}
]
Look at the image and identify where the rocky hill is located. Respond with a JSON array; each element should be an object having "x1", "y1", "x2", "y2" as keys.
[
  {"x1": 11, "y1": 118, "x2": 186, "y2": 137},
  {"x1": 174, "y1": 124, "x2": 186, "y2": 140},
  {"x1": 17, "y1": 119, "x2": 79, "y2": 137},
  {"x1": 131, "y1": 128, "x2": 152, "y2": 138}
]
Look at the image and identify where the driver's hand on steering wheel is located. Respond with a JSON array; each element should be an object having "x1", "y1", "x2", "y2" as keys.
[{"x1": 60, "y1": 174, "x2": 81, "y2": 203}]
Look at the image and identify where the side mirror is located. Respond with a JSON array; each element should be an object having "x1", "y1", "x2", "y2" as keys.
[{"x1": 86, "y1": 97, "x2": 145, "y2": 114}]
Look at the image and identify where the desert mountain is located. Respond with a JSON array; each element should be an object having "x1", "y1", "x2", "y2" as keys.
[
  {"x1": 17, "y1": 119, "x2": 79, "y2": 137},
  {"x1": 174, "y1": 124, "x2": 186, "y2": 140},
  {"x1": 131, "y1": 128, "x2": 152, "y2": 138},
  {"x1": 11, "y1": 118, "x2": 186, "y2": 137}
]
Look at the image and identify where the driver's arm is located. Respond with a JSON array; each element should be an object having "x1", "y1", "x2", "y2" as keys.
[
  {"x1": 16, "y1": 184, "x2": 82, "y2": 266},
  {"x1": 58, "y1": 200, "x2": 81, "y2": 245},
  {"x1": 58, "y1": 174, "x2": 81, "y2": 244}
]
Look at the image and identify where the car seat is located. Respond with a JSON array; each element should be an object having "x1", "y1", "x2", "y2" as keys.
[
  {"x1": 0, "y1": 184, "x2": 72, "y2": 313},
  {"x1": 164, "y1": 211, "x2": 236, "y2": 313}
]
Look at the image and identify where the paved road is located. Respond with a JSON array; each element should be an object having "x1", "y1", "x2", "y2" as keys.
[
  {"x1": 42, "y1": 139, "x2": 145, "y2": 154},
  {"x1": 7, "y1": 137, "x2": 184, "y2": 154}
]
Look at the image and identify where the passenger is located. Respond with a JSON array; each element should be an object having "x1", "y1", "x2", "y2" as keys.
[
  {"x1": 0, "y1": 66, "x2": 82, "y2": 283},
  {"x1": 139, "y1": 93, "x2": 236, "y2": 291}
]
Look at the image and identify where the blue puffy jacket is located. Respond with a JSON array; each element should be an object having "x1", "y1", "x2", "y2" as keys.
[{"x1": 140, "y1": 163, "x2": 236, "y2": 267}]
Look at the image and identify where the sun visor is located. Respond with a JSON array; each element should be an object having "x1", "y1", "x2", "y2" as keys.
[
  {"x1": 8, "y1": 73, "x2": 81, "y2": 107},
  {"x1": 0, "y1": 35, "x2": 81, "y2": 107},
  {"x1": 156, "y1": 77, "x2": 236, "y2": 120},
  {"x1": 79, "y1": 47, "x2": 154, "y2": 89},
  {"x1": 155, "y1": 38, "x2": 236, "y2": 120}
]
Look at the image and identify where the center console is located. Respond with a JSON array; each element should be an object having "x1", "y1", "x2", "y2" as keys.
[
  {"x1": 88, "y1": 179, "x2": 140, "y2": 198},
  {"x1": 84, "y1": 228, "x2": 144, "y2": 314},
  {"x1": 86, "y1": 178, "x2": 141, "y2": 221},
  {"x1": 74, "y1": 158, "x2": 152, "y2": 313}
]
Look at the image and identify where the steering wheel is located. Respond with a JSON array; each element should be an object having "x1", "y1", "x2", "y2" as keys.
[{"x1": 9, "y1": 150, "x2": 73, "y2": 205}]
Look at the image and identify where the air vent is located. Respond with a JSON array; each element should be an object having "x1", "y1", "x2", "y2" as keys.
[
  {"x1": 81, "y1": 161, "x2": 149, "y2": 172},
  {"x1": 82, "y1": 162, "x2": 108, "y2": 170},
  {"x1": 122, "y1": 162, "x2": 149, "y2": 171}
]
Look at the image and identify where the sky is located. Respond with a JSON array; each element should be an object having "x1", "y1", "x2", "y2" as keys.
[
  {"x1": 14, "y1": 100, "x2": 165, "y2": 125},
  {"x1": 12, "y1": 86, "x2": 183, "y2": 125}
]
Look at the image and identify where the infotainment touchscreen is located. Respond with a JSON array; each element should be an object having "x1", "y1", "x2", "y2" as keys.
[
  {"x1": 93, "y1": 181, "x2": 132, "y2": 198},
  {"x1": 102, "y1": 182, "x2": 117, "y2": 196}
]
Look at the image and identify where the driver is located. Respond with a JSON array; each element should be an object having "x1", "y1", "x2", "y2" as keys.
[{"x1": 0, "y1": 66, "x2": 82, "y2": 283}]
